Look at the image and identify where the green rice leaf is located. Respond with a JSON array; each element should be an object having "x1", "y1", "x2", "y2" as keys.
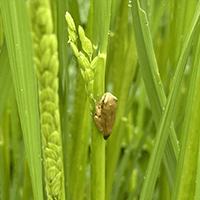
[
  {"x1": 195, "y1": 136, "x2": 200, "y2": 200},
  {"x1": 10, "y1": 90, "x2": 24, "y2": 200},
  {"x1": 105, "y1": 1, "x2": 138, "y2": 199},
  {"x1": 56, "y1": 0, "x2": 70, "y2": 199},
  {"x1": 149, "y1": 0, "x2": 169, "y2": 38},
  {"x1": 0, "y1": 40, "x2": 12, "y2": 123},
  {"x1": 0, "y1": 1, "x2": 43, "y2": 199},
  {"x1": 69, "y1": 71, "x2": 89, "y2": 200},
  {"x1": 136, "y1": 0, "x2": 200, "y2": 199},
  {"x1": 0, "y1": 105, "x2": 10, "y2": 200},
  {"x1": 131, "y1": 0, "x2": 165, "y2": 129},
  {"x1": 131, "y1": 0, "x2": 177, "y2": 190},
  {"x1": 172, "y1": 22, "x2": 200, "y2": 200}
]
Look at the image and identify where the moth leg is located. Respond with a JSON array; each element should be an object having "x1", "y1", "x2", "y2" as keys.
[{"x1": 93, "y1": 115, "x2": 104, "y2": 131}]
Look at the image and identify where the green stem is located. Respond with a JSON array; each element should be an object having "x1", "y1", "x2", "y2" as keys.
[
  {"x1": 91, "y1": 123, "x2": 105, "y2": 200},
  {"x1": 91, "y1": 54, "x2": 106, "y2": 200},
  {"x1": 91, "y1": 0, "x2": 111, "y2": 198}
]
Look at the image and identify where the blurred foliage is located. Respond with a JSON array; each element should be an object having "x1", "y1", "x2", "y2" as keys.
[{"x1": 1, "y1": 0, "x2": 200, "y2": 200}]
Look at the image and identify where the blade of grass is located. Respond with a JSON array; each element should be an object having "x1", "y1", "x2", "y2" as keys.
[
  {"x1": 0, "y1": 40, "x2": 12, "y2": 123},
  {"x1": 169, "y1": 122, "x2": 180, "y2": 159},
  {"x1": 98, "y1": 0, "x2": 112, "y2": 55},
  {"x1": 177, "y1": 72, "x2": 200, "y2": 200},
  {"x1": 125, "y1": 72, "x2": 141, "y2": 114},
  {"x1": 0, "y1": 105, "x2": 10, "y2": 200},
  {"x1": 69, "y1": 0, "x2": 81, "y2": 28},
  {"x1": 92, "y1": 0, "x2": 99, "y2": 50},
  {"x1": 10, "y1": 89, "x2": 24, "y2": 200},
  {"x1": 195, "y1": 136, "x2": 200, "y2": 200},
  {"x1": 131, "y1": 0, "x2": 165, "y2": 131},
  {"x1": 139, "y1": 0, "x2": 148, "y2": 16},
  {"x1": 137, "y1": 1, "x2": 200, "y2": 199},
  {"x1": 23, "y1": 158, "x2": 33, "y2": 199},
  {"x1": 56, "y1": 1, "x2": 70, "y2": 199},
  {"x1": 131, "y1": 0, "x2": 177, "y2": 190},
  {"x1": 114, "y1": 119, "x2": 153, "y2": 200},
  {"x1": 91, "y1": 1, "x2": 111, "y2": 199},
  {"x1": 110, "y1": 128, "x2": 137, "y2": 200},
  {"x1": 105, "y1": 2, "x2": 138, "y2": 199},
  {"x1": 110, "y1": 0, "x2": 121, "y2": 32},
  {"x1": 171, "y1": 1, "x2": 187, "y2": 68},
  {"x1": 168, "y1": 0, "x2": 196, "y2": 80},
  {"x1": 131, "y1": 0, "x2": 200, "y2": 191},
  {"x1": 0, "y1": 13, "x2": 3, "y2": 46},
  {"x1": 0, "y1": 1, "x2": 43, "y2": 199},
  {"x1": 72, "y1": 100, "x2": 90, "y2": 200},
  {"x1": 109, "y1": 70, "x2": 141, "y2": 200},
  {"x1": 172, "y1": 23, "x2": 200, "y2": 200},
  {"x1": 127, "y1": 176, "x2": 143, "y2": 200},
  {"x1": 85, "y1": 0, "x2": 93, "y2": 41},
  {"x1": 0, "y1": 131, "x2": 4, "y2": 199},
  {"x1": 69, "y1": 71, "x2": 89, "y2": 200},
  {"x1": 149, "y1": 0, "x2": 169, "y2": 38},
  {"x1": 159, "y1": 164, "x2": 171, "y2": 200}
]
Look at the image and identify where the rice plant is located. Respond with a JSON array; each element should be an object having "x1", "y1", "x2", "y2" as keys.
[{"x1": 0, "y1": 0, "x2": 200, "y2": 200}]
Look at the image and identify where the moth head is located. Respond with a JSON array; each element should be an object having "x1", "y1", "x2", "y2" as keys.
[{"x1": 102, "y1": 92, "x2": 118, "y2": 111}]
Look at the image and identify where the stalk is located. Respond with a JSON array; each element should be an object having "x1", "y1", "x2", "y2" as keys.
[
  {"x1": 91, "y1": 1, "x2": 111, "y2": 199},
  {"x1": 66, "y1": 0, "x2": 111, "y2": 197}
]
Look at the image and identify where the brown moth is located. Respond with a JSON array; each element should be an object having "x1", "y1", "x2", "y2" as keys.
[{"x1": 94, "y1": 92, "x2": 118, "y2": 140}]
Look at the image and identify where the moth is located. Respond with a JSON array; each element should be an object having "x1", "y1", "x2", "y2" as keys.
[{"x1": 93, "y1": 92, "x2": 118, "y2": 140}]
